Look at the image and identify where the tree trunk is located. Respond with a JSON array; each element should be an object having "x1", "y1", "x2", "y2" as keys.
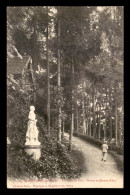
[
  {"x1": 75, "y1": 91, "x2": 79, "y2": 134},
  {"x1": 57, "y1": 7, "x2": 61, "y2": 142},
  {"x1": 119, "y1": 112, "x2": 123, "y2": 147},
  {"x1": 92, "y1": 82, "x2": 96, "y2": 137},
  {"x1": 32, "y1": 17, "x2": 37, "y2": 71},
  {"x1": 115, "y1": 106, "x2": 118, "y2": 146},
  {"x1": 62, "y1": 119, "x2": 65, "y2": 138},
  {"x1": 31, "y1": 14, "x2": 37, "y2": 106},
  {"x1": 98, "y1": 103, "x2": 101, "y2": 141},
  {"x1": 30, "y1": 57, "x2": 36, "y2": 106},
  {"x1": 76, "y1": 102, "x2": 79, "y2": 133},
  {"x1": 86, "y1": 120, "x2": 88, "y2": 135},
  {"x1": 69, "y1": 54, "x2": 74, "y2": 151},
  {"x1": 89, "y1": 119, "x2": 92, "y2": 137},
  {"x1": 115, "y1": 81, "x2": 118, "y2": 146},
  {"x1": 109, "y1": 84, "x2": 112, "y2": 141},
  {"x1": 82, "y1": 80, "x2": 86, "y2": 135},
  {"x1": 46, "y1": 6, "x2": 50, "y2": 137},
  {"x1": 52, "y1": 84, "x2": 55, "y2": 129},
  {"x1": 85, "y1": 95, "x2": 89, "y2": 135},
  {"x1": 104, "y1": 90, "x2": 108, "y2": 140},
  {"x1": 118, "y1": 116, "x2": 121, "y2": 145}
]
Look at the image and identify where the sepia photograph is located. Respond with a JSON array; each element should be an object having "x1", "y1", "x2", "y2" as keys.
[{"x1": 7, "y1": 6, "x2": 124, "y2": 188}]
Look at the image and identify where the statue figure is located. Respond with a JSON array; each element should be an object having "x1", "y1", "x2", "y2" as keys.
[
  {"x1": 7, "y1": 137, "x2": 11, "y2": 145},
  {"x1": 25, "y1": 106, "x2": 41, "y2": 146}
]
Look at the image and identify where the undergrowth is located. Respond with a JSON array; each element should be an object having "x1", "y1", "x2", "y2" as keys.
[{"x1": 7, "y1": 120, "x2": 86, "y2": 180}]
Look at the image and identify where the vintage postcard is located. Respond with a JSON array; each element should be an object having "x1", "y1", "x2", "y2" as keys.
[{"x1": 7, "y1": 6, "x2": 124, "y2": 188}]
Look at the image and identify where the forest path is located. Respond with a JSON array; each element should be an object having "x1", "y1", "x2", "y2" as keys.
[{"x1": 64, "y1": 133, "x2": 123, "y2": 188}]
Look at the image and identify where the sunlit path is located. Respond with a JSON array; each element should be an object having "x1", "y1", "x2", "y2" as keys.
[{"x1": 64, "y1": 133, "x2": 123, "y2": 188}]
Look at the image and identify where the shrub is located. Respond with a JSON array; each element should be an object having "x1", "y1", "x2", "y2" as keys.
[
  {"x1": 73, "y1": 132, "x2": 123, "y2": 154},
  {"x1": 7, "y1": 133, "x2": 85, "y2": 180}
]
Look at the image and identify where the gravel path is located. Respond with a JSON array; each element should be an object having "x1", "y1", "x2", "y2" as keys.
[{"x1": 64, "y1": 133, "x2": 123, "y2": 188}]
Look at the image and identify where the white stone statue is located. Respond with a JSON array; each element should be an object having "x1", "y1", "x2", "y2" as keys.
[
  {"x1": 25, "y1": 106, "x2": 41, "y2": 146},
  {"x1": 7, "y1": 137, "x2": 11, "y2": 145}
]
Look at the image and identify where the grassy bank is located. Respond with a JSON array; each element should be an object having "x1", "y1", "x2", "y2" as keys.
[
  {"x1": 108, "y1": 150, "x2": 124, "y2": 172},
  {"x1": 7, "y1": 132, "x2": 86, "y2": 181}
]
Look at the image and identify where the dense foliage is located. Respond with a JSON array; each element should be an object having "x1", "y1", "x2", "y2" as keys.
[{"x1": 7, "y1": 117, "x2": 86, "y2": 180}]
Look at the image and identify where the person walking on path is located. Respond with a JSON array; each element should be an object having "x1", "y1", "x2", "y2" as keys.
[{"x1": 101, "y1": 141, "x2": 108, "y2": 162}]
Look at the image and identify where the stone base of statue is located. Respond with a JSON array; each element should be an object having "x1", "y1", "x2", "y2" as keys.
[
  {"x1": 25, "y1": 139, "x2": 41, "y2": 146},
  {"x1": 24, "y1": 140, "x2": 41, "y2": 161}
]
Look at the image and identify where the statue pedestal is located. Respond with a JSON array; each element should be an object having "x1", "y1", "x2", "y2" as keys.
[{"x1": 24, "y1": 145, "x2": 41, "y2": 161}]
